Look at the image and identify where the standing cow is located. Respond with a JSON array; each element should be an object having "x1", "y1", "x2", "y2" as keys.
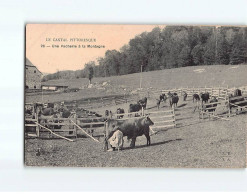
[
  {"x1": 159, "y1": 94, "x2": 167, "y2": 102},
  {"x1": 200, "y1": 92, "x2": 210, "y2": 104},
  {"x1": 128, "y1": 103, "x2": 142, "y2": 117},
  {"x1": 138, "y1": 97, "x2": 147, "y2": 110},
  {"x1": 116, "y1": 108, "x2": 125, "y2": 119},
  {"x1": 168, "y1": 92, "x2": 179, "y2": 108},
  {"x1": 104, "y1": 116, "x2": 154, "y2": 151}
]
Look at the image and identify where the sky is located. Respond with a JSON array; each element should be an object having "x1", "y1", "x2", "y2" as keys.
[{"x1": 26, "y1": 24, "x2": 165, "y2": 73}]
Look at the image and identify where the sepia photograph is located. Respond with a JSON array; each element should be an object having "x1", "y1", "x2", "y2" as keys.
[{"x1": 25, "y1": 24, "x2": 247, "y2": 168}]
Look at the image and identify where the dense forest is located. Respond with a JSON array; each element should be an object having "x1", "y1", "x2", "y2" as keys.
[{"x1": 43, "y1": 26, "x2": 247, "y2": 81}]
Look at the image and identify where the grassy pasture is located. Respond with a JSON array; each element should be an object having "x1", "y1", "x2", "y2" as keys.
[{"x1": 26, "y1": 65, "x2": 247, "y2": 103}]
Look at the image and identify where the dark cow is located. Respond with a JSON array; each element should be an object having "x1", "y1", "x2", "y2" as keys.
[
  {"x1": 117, "y1": 108, "x2": 125, "y2": 119},
  {"x1": 104, "y1": 116, "x2": 154, "y2": 150},
  {"x1": 159, "y1": 94, "x2": 167, "y2": 102},
  {"x1": 129, "y1": 103, "x2": 142, "y2": 117},
  {"x1": 200, "y1": 92, "x2": 210, "y2": 104},
  {"x1": 193, "y1": 94, "x2": 200, "y2": 102},
  {"x1": 47, "y1": 103, "x2": 55, "y2": 108},
  {"x1": 183, "y1": 91, "x2": 188, "y2": 101},
  {"x1": 58, "y1": 107, "x2": 71, "y2": 118},
  {"x1": 234, "y1": 89, "x2": 242, "y2": 97},
  {"x1": 138, "y1": 97, "x2": 147, "y2": 109},
  {"x1": 168, "y1": 92, "x2": 179, "y2": 107},
  {"x1": 105, "y1": 110, "x2": 113, "y2": 118}
]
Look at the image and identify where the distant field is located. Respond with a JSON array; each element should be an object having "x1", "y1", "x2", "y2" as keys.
[{"x1": 26, "y1": 65, "x2": 247, "y2": 103}]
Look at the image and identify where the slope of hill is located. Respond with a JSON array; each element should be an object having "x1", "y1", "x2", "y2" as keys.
[{"x1": 42, "y1": 65, "x2": 247, "y2": 90}]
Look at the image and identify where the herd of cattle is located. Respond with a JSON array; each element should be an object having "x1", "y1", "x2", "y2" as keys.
[{"x1": 25, "y1": 88, "x2": 247, "y2": 151}]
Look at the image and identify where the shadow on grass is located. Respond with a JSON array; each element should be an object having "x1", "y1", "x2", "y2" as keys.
[
  {"x1": 177, "y1": 103, "x2": 187, "y2": 108},
  {"x1": 146, "y1": 105, "x2": 158, "y2": 110},
  {"x1": 123, "y1": 138, "x2": 183, "y2": 151},
  {"x1": 176, "y1": 116, "x2": 193, "y2": 121}
]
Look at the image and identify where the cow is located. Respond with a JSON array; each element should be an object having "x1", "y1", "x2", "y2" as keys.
[
  {"x1": 193, "y1": 94, "x2": 200, "y2": 102},
  {"x1": 105, "y1": 110, "x2": 113, "y2": 118},
  {"x1": 104, "y1": 116, "x2": 154, "y2": 151},
  {"x1": 183, "y1": 91, "x2": 188, "y2": 101},
  {"x1": 168, "y1": 92, "x2": 179, "y2": 108},
  {"x1": 234, "y1": 89, "x2": 242, "y2": 97},
  {"x1": 128, "y1": 103, "x2": 142, "y2": 117},
  {"x1": 47, "y1": 103, "x2": 55, "y2": 108},
  {"x1": 159, "y1": 94, "x2": 167, "y2": 102},
  {"x1": 200, "y1": 92, "x2": 210, "y2": 104},
  {"x1": 138, "y1": 97, "x2": 147, "y2": 109},
  {"x1": 116, "y1": 108, "x2": 125, "y2": 119}
]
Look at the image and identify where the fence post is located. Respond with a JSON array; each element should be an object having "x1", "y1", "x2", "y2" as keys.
[
  {"x1": 173, "y1": 107, "x2": 176, "y2": 128},
  {"x1": 74, "y1": 115, "x2": 77, "y2": 138},
  {"x1": 35, "y1": 112, "x2": 39, "y2": 137},
  {"x1": 218, "y1": 85, "x2": 221, "y2": 99},
  {"x1": 228, "y1": 98, "x2": 231, "y2": 118}
]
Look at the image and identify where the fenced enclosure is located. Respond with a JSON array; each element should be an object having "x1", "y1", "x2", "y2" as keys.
[{"x1": 25, "y1": 85, "x2": 247, "y2": 141}]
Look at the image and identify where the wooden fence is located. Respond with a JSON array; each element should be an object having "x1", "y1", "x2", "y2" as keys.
[
  {"x1": 141, "y1": 86, "x2": 243, "y2": 101},
  {"x1": 199, "y1": 100, "x2": 230, "y2": 121},
  {"x1": 147, "y1": 108, "x2": 176, "y2": 131}
]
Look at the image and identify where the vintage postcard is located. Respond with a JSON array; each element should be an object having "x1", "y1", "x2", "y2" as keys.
[{"x1": 25, "y1": 24, "x2": 247, "y2": 167}]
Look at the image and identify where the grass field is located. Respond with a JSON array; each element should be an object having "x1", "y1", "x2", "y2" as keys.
[
  {"x1": 26, "y1": 65, "x2": 247, "y2": 103},
  {"x1": 25, "y1": 65, "x2": 247, "y2": 167}
]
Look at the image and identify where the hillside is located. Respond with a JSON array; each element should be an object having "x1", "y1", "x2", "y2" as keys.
[{"x1": 42, "y1": 65, "x2": 247, "y2": 90}]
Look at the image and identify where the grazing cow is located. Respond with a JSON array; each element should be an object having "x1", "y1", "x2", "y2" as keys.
[
  {"x1": 116, "y1": 108, "x2": 125, "y2": 119},
  {"x1": 168, "y1": 92, "x2": 179, "y2": 108},
  {"x1": 193, "y1": 94, "x2": 200, "y2": 102},
  {"x1": 183, "y1": 91, "x2": 188, "y2": 101},
  {"x1": 104, "y1": 116, "x2": 154, "y2": 150},
  {"x1": 159, "y1": 94, "x2": 167, "y2": 102},
  {"x1": 129, "y1": 103, "x2": 142, "y2": 117},
  {"x1": 138, "y1": 97, "x2": 147, "y2": 109},
  {"x1": 202, "y1": 97, "x2": 218, "y2": 117},
  {"x1": 200, "y1": 92, "x2": 210, "y2": 104}
]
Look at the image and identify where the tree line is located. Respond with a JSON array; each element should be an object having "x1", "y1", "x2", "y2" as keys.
[{"x1": 42, "y1": 26, "x2": 247, "y2": 82}]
